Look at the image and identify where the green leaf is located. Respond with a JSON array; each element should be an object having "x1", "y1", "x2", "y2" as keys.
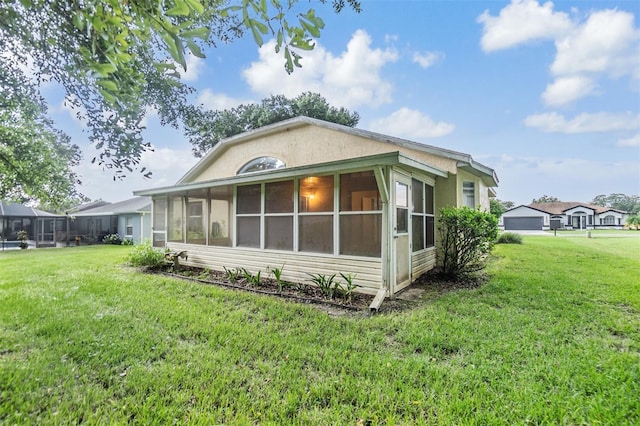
[
  {"x1": 97, "y1": 79, "x2": 118, "y2": 91},
  {"x1": 184, "y1": 0, "x2": 204, "y2": 14},
  {"x1": 93, "y1": 63, "x2": 117, "y2": 77},
  {"x1": 165, "y1": 0, "x2": 190, "y2": 16},
  {"x1": 300, "y1": 20, "x2": 320, "y2": 38},
  {"x1": 180, "y1": 27, "x2": 210, "y2": 40},
  {"x1": 185, "y1": 40, "x2": 205, "y2": 58}
]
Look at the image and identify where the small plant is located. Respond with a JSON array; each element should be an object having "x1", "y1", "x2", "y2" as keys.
[
  {"x1": 497, "y1": 232, "x2": 523, "y2": 244},
  {"x1": 308, "y1": 273, "x2": 337, "y2": 298},
  {"x1": 103, "y1": 233, "x2": 123, "y2": 245},
  {"x1": 197, "y1": 268, "x2": 211, "y2": 280},
  {"x1": 127, "y1": 243, "x2": 166, "y2": 268},
  {"x1": 121, "y1": 238, "x2": 134, "y2": 246},
  {"x1": 269, "y1": 263, "x2": 286, "y2": 293},
  {"x1": 242, "y1": 268, "x2": 261, "y2": 286},
  {"x1": 224, "y1": 266, "x2": 242, "y2": 283},
  {"x1": 339, "y1": 272, "x2": 358, "y2": 303},
  {"x1": 17, "y1": 230, "x2": 28, "y2": 249}
]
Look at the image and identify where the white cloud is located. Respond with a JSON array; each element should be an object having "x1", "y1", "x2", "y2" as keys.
[
  {"x1": 541, "y1": 76, "x2": 597, "y2": 106},
  {"x1": 551, "y1": 9, "x2": 639, "y2": 78},
  {"x1": 242, "y1": 29, "x2": 398, "y2": 108},
  {"x1": 179, "y1": 53, "x2": 206, "y2": 82},
  {"x1": 617, "y1": 134, "x2": 640, "y2": 147},
  {"x1": 477, "y1": 0, "x2": 572, "y2": 52},
  {"x1": 524, "y1": 112, "x2": 640, "y2": 133},
  {"x1": 368, "y1": 108, "x2": 454, "y2": 139},
  {"x1": 412, "y1": 51, "x2": 444, "y2": 69},
  {"x1": 196, "y1": 89, "x2": 253, "y2": 110},
  {"x1": 478, "y1": 1, "x2": 640, "y2": 106}
]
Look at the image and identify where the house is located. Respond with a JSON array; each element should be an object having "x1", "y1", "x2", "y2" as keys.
[
  {"x1": 70, "y1": 197, "x2": 152, "y2": 244},
  {"x1": 134, "y1": 117, "x2": 498, "y2": 299},
  {"x1": 500, "y1": 202, "x2": 629, "y2": 231},
  {"x1": 0, "y1": 201, "x2": 66, "y2": 248}
]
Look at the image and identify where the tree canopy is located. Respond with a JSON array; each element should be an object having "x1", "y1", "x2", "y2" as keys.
[
  {"x1": 0, "y1": 67, "x2": 83, "y2": 210},
  {"x1": 591, "y1": 193, "x2": 640, "y2": 214},
  {"x1": 0, "y1": 0, "x2": 360, "y2": 203},
  {"x1": 185, "y1": 92, "x2": 360, "y2": 157},
  {"x1": 531, "y1": 195, "x2": 561, "y2": 204}
]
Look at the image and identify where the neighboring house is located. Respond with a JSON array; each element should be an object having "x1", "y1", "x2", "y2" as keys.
[
  {"x1": 70, "y1": 197, "x2": 151, "y2": 244},
  {"x1": 0, "y1": 201, "x2": 66, "y2": 248},
  {"x1": 500, "y1": 202, "x2": 629, "y2": 231},
  {"x1": 134, "y1": 116, "x2": 498, "y2": 298}
]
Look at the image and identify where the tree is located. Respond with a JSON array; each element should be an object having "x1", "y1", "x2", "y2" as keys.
[
  {"x1": 437, "y1": 206, "x2": 498, "y2": 277},
  {"x1": 627, "y1": 214, "x2": 640, "y2": 230},
  {"x1": 186, "y1": 92, "x2": 360, "y2": 157},
  {"x1": 0, "y1": 67, "x2": 83, "y2": 210},
  {"x1": 0, "y1": 0, "x2": 361, "y2": 195},
  {"x1": 490, "y1": 199, "x2": 514, "y2": 218},
  {"x1": 591, "y1": 193, "x2": 640, "y2": 214},
  {"x1": 532, "y1": 195, "x2": 560, "y2": 204}
]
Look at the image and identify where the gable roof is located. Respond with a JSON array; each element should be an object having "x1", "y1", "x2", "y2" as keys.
[
  {"x1": 0, "y1": 201, "x2": 62, "y2": 218},
  {"x1": 529, "y1": 202, "x2": 627, "y2": 215},
  {"x1": 72, "y1": 197, "x2": 151, "y2": 217},
  {"x1": 177, "y1": 116, "x2": 498, "y2": 187}
]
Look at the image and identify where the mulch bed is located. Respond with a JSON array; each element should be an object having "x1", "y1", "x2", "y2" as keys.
[
  {"x1": 149, "y1": 265, "x2": 375, "y2": 313},
  {"x1": 144, "y1": 265, "x2": 487, "y2": 316}
]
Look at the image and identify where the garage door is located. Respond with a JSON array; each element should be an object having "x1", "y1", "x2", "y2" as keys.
[{"x1": 504, "y1": 217, "x2": 543, "y2": 230}]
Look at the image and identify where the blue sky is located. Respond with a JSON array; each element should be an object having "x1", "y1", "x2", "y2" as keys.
[{"x1": 46, "y1": 0, "x2": 640, "y2": 206}]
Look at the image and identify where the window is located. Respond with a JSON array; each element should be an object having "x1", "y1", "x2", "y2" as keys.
[
  {"x1": 395, "y1": 182, "x2": 408, "y2": 233},
  {"x1": 339, "y1": 171, "x2": 382, "y2": 257},
  {"x1": 463, "y1": 181, "x2": 475, "y2": 208},
  {"x1": 299, "y1": 176, "x2": 334, "y2": 254},
  {"x1": 236, "y1": 184, "x2": 261, "y2": 247},
  {"x1": 210, "y1": 186, "x2": 233, "y2": 247},
  {"x1": 187, "y1": 193, "x2": 206, "y2": 245},
  {"x1": 125, "y1": 217, "x2": 133, "y2": 238},
  {"x1": 602, "y1": 215, "x2": 615, "y2": 225},
  {"x1": 168, "y1": 196, "x2": 184, "y2": 242},
  {"x1": 412, "y1": 179, "x2": 435, "y2": 252},
  {"x1": 237, "y1": 157, "x2": 285, "y2": 174},
  {"x1": 265, "y1": 181, "x2": 293, "y2": 250}
]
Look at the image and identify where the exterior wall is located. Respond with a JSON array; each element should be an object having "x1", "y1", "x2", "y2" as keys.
[
  {"x1": 117, "y1": 214, "x2": 151, "y2": 244},
  {"x1": 190, "y1": 125, "x2": 459, "y2": 182},
  {"x1": 456, "y1": 169, "x2": 490, "y2": 211},
  {"x1": 411, "y1": 249, "x2": 436, "y2": 283},
  {"x1": 595, "y1": 211, "x2": 627, "y2": 229},
  {"x1": 166, "y1": 243, "x2": 383, "y2": 295}
]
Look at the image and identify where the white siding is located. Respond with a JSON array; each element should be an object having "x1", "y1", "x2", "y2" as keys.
[
  {"x1": 412, "y1": 248, "x2": 436, "y2": 279},
  {"x1": 166, "y1": 243, "x2": 383, "y2": 295}
]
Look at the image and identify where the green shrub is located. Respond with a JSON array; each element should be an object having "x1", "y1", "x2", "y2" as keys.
[
  {"x1": 121, "y1": 238, "x2": 134, "y2": 246},
  {"x1": 497, "y1": 232, "x2": 523, "y2": 244},
  {"x1": 438, "y1": 206, "x2": 498, "y2": 277},
  {"x1": 127, "y1": 243, "x2": 166, "y2": 268},
  {"x1": 103, "y1": 233, "x2": 123, "y2": 245}
]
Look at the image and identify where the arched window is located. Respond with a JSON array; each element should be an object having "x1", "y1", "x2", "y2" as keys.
[
  {"x1": 237, "y1": 157, "x2": 285, "y2": 175},
  {"x1": 602, "y1": 215, "x2": 615, "y2": 225}
]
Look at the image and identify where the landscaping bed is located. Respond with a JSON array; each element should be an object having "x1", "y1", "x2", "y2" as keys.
[{"x1": 150, "y1": 264, "x2": 375, "y2": 312}]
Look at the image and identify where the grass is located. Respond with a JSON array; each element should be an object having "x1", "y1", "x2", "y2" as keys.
[{"x1": 0, "y1": 240, "x2": 638, "y2": 424}]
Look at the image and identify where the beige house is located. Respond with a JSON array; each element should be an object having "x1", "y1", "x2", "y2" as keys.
[{"x1": 135, "y1": 117, "x2": 498, "y2": 301}]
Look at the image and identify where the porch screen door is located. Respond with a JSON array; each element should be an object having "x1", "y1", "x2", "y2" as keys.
[{"x1": 393, "y1": 174, "x2": 411, "y2": 293}]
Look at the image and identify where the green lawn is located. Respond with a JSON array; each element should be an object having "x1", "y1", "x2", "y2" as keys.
[{"x1": 1, "y1": 239, "x2": 638, "y2": 424}]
